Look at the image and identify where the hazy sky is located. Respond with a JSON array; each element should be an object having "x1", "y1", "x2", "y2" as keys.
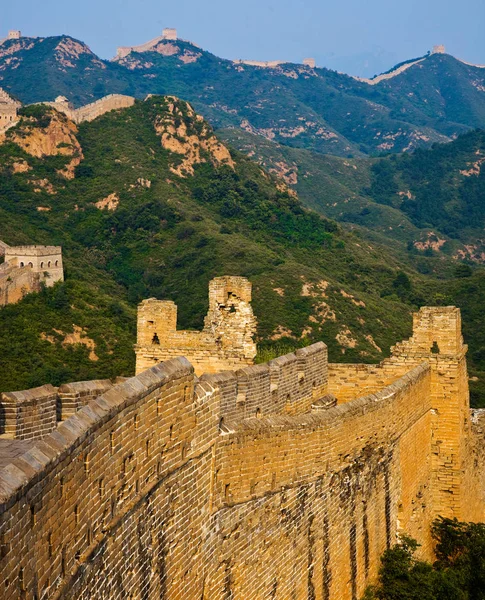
[{"x1": 3, "y1": 0, "x2": 485, "y2": 77}]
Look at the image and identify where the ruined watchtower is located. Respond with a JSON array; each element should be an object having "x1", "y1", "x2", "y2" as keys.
[{"x1": 135, "y1": 276, "x2": 257, "y2": 376}]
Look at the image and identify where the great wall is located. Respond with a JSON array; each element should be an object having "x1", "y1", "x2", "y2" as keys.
[
  {"x1": 0, "y1": 242, "x2": 64, "y2": 306},
  {"x1": 0, "y1": 276, "x2": 484, "y2": 599},
  {"x1": 1, "y1": 27, "x2": 485, "y2": 598}
]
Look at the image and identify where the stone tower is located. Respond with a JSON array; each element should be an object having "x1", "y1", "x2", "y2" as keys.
[
  {"x1": 135, "y1": 276, "x2": 257, "y2": 376},
  {"x1": 4, "y1": 245, "x2": 64, "y2": 287},
  {"x1": 303, "y1": 58, "x2": 316, "y2": 68},
  {"x1": 162, "y1": 28, "x2": 177, "y2": 41},
  {"x1": 389, "y1": 307, "x2": 472, "y2": 520}
]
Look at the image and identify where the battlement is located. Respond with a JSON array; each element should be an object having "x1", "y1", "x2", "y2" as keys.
[
  {"x1": 0, "y1": 305, "x2": 484, "y2": 599},
  {"x1": 136, "y1": 276, "x2": 257, "y2": 375},
  {"x1": 5, "y1": 244, "x2": 61, "y2": 258}
]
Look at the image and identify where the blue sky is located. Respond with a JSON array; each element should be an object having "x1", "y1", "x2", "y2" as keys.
[{"x1": 3, "y1": 0, "x2": 485, "y2": 77}]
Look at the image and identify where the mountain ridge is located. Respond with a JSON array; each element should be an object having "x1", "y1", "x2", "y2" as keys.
[{"x1": 1, "y1": 34, "x2": 485, "y2": 156}]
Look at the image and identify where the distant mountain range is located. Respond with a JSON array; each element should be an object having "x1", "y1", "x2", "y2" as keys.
[{"x1": 1, "y1": 34, "x2": 485, "y2": 156}]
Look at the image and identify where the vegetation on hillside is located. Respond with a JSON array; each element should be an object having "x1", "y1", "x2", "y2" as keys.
[
  {"x1": 0, "y1": 99, "x2": 429, "y2": 393},
  {"x1": 363, "y1": 518, "x2": 485, "y2": 600},
  {"x1": 2, "y1": 99, "x2": 485, "y2": 407}
]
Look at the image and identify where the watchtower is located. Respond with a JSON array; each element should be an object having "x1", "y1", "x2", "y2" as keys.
[
  {"x1": 4, "y1": 245, "x2": 64, "y2": 287},
  {"x1": 8, "y1": 30, "x2": 21, "y2": 40},
  {"x1": 0, "y1": 87, "x2": 20, "y2": 131},
  {"x1": 163, "y1": 28, "x2": 177, "y2": 41},
  {"x1": 303, "y1": 58, "x2": 316, "y2": 68},
  {"x1": 389, "y1": 306, "x2": 471, "y2": 520}
]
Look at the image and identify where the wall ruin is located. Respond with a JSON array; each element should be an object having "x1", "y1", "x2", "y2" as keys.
[
  {"x1": 0, "y1": 306, "x2": 484, "y2": 599},
  {"x1": 135, "y1": 276, "x2": 258, "y2": 376}
]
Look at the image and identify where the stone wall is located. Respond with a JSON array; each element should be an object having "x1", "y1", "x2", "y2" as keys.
[
  {"x1": 0, "y1": 261, "x2": 41, "y2": 306},
  {"x1": 1, "y1": 307, "x2": 484, "y2": 599},
  {"x1": 0, "y1": 355, "x2": 436, "y2": 600},
  {"x1": 0, "y1": 87, "x2": 20, "y2": 131},
  {"x1": 40, "y1": 94, "x2": 135, "y2": 124},
  {"x1": 0, "y1": 385, "x2": 58, "y2": 440},
  {"x1": 135, "y1": 276, "x2": 257, "y2": 376},
  {"x1": 57, "y1": 379, "x2": 114, "y2": 421},
  {"x1": 328, "y1": 363, "x2": 413, "y2": 403},
  {"x1": 0, "y1": 244, "x2": 64, "y2": 306},
  {"x1": 201, "y1": 342, "x2": 328, "y2": 421},
  {"x1": 0, "y1": 240, "x2": 9, "y2": 256}
]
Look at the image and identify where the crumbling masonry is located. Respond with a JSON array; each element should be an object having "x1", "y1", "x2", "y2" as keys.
[
  {"x1": 135, "y1": 276, "x2": 257, "y2": 376},
  {"x1": 0, "y1": 279, "x2": 484, "y2": 599}
]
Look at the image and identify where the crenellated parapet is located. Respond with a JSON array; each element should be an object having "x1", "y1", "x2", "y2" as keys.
[{"x1": 0, "y1": 304, "x2": 484, "y2": 599}]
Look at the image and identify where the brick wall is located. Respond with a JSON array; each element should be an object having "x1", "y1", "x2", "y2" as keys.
[
  {"x1": 0, "y1": 262, "x2": 41, "y2": 306},
  {"x1": 57, "y1": 379, "x2": 114, "y2": 421},
  {"x1": 0, "y1": 352, "x2": 438, "y2": 600},
  {"x1": 1, "y1": 308, "x2": 485, "y2": 599},
  {"x1": 200, "y1": 342, "x2": 328, "y2": 421},
  {"x1": 41, "y1": 95, "x2": 136, "y2": 124},
  {"x1": 0, "y1": 385, "x2": 57, "y2": 440}
]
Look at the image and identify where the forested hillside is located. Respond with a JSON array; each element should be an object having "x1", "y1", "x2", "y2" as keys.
[{"x1": 2, "y1": 98, "x2": 485, "y2": 403}]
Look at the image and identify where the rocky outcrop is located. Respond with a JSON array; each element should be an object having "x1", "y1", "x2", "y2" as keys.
[
  {"x1": 153, "y1": 96, "x2": 235, "y2": 176},
  {"x1": 3, "y1": 108, "x2": 83, "y2": 179}
]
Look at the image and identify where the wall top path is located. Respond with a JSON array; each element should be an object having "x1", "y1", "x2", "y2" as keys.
[{"x1": 0, "y1": 357, "x2": 193, "y2": 510}]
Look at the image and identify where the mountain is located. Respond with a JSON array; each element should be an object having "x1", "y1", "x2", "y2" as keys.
[
  {"x1": 220, "y1": 125, "x2": 485, "y2": 262},
  {"x1": 1, "y1": 35, "x2": 485, "y2": 156},
  {"x1": 0, "y1": 97, "x2": 421, "y2": 390},
  {"x1": 2, "y1": 97, "x2": 485, "y2": 403}
]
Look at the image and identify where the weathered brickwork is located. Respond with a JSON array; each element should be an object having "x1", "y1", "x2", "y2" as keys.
[
  {"x1": 135, "y1": 276, "x2": 258, "y2": 376},
  {"x1": 0, "y1": 385, "x2": 58, "y2": 440},
  {"x1": 0, "y1": 306, "x2": 484, "y2": 599},
  {"x1": 57, "y1": 379, "x2": 114, "y2": 420},
  {"x1": 0, "y1": 243, "x2": 64, "y2": 306}
]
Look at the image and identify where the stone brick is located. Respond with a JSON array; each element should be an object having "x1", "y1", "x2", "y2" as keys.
[{"x1": 0, "y1": 306, "x2": 484, "y2": 599}]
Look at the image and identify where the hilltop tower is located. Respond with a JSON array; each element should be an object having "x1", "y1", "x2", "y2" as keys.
[
  {"x1": 162, "y1": 28, "x2": 177, "y2": 41},
  {"x1": 303, "y1": 58, "x2": 316, "y2": 68},
  {"x1": 135, "y1": 276, "x2": 257, "y2": 375},
  {"x1": 432, "y1": 45, "x2": 446, "y2": 54},
  {"x1": 7, "y1": 30, "x2": 21, "y2": 39}
]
